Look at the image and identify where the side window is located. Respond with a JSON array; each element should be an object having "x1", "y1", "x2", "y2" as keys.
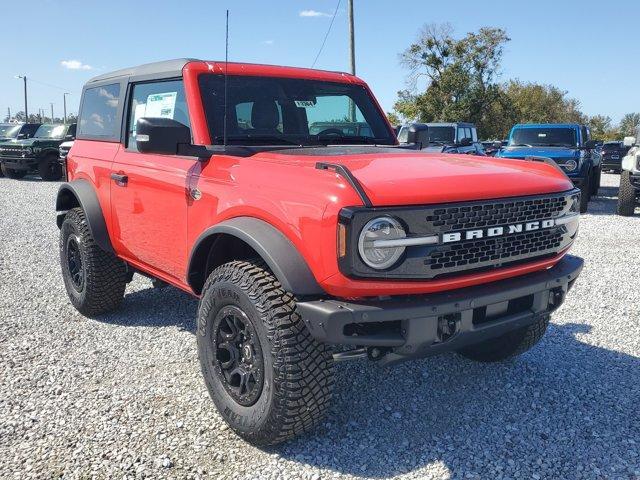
[
  {"x1": 581, "y1": 126, "x2": 590, "y2": 145},
  {"x1": 66, "y1": 124, "x2": 77, "y2": 139},
  {"x1": 127, "y1": 80, "x2": 190, "y2": 151},
  {"x1": 457, "y1": 127, "x2": 465, "y2": 142},
  {"x1": 471, "y1": 128, "x2": 478, "y2": 142},
  {"x1": 78, "y1": 83, "x2": 121, "y2": 139}
]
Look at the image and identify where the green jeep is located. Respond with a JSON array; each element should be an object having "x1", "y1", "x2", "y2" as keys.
[{"x1": 0, "y1": 123, "x2": 76, "y2": 180}]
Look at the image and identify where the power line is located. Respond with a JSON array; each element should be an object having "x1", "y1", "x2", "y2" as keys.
[
  {"x1": 28, "y1": 78, "x2": 69, "y2": 91},
  {"x1": 311, "y1": 0, "x2": 341, "y2": 69}
]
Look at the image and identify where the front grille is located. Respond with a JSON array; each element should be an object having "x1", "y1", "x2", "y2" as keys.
[
  {"x1": 426, "y1": 196, "x2": 567, "y2": 231},
  {"x1": 426, "y1": 228, "x2": 564, "y2": 271},
  {"x1": 0, "y1": 146, "x2": 26, "y2": 158},
  {"x1": 341, "y1": 190, "x2": 579, "y2": 280}
]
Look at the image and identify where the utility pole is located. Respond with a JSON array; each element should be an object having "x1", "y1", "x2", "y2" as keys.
[
  {"x1": 15, "y1": 75, "x2": 28, "y2": 120},
  {"x1": 347, "y1": 0, "x2": 356, "y2": 121},
  {"x1": 7, "y1": 107, "x2": 10, "y2": 122},
  {"x1": 63, "y1": 93, "x2": 69, "y2": 124},
  {"x1": 50, "y1": 103, "x2": 54, "y2": 123}
]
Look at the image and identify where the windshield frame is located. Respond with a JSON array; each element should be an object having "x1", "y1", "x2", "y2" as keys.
[{"x1": 197, "y1": 74, "x2": 396, "y2": 147}]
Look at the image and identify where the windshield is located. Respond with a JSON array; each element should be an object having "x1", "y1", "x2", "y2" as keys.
[
  {"x1": 34, "y1": 124, "x2": 67, "y2": 139},
  {"x1": 198, "y1": 74, "x2": 395, "y2": 146},
  {"x1": 603, "y1": 142, "x2": 622, "y2": 151},
  {"x1": 509, "y1": 127, "x2": 577, "y2": 147},
  {"x1": 0, "y1": 125, "x2": 21, "y2": 138},
  {"x1": 427, "y1": 126, "x2": 455, "y2": 144}
]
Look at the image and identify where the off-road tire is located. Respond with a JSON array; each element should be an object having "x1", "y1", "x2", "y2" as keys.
[
  {"x1": 579, "y1": 171, "x2": 591, "y2": 213},
  {"x1": 458, "y1": 314, "x2": 550, "y2": 362},
  {"x1": 60, "y1": 207, "x2": 127, "y2": 317},
  {"x1": 0, "y1": 164, "x2": 27, "y2": 179},
  {"x1": 591, "y1": 167, "x2": 601, "y2": 196},
  {"x1": 197, "y1": 260, "x2": 334, "y2": 446},
  {"x1": 38, "y1": 154, "x2": 63, "y2": 181},
  {"x1": 617, "y1": 171, "x2": 637, "y2": 216}
]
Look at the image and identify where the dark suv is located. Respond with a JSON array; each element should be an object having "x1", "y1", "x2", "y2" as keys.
[
  {"x1": 0, "y1": 123, "x2": 76, "y2": 180},
  {"x1": 600, "y1": 141, "x2": 629, "y2": 173}
]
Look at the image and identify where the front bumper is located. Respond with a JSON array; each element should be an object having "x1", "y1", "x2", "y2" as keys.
[
  {"x1": 298, "y1": 255, "x2": 583, "y2": 365},
  {"x1": 602, "y1": 158, "x2": 622, "y2": 171},
  {"x1": 0, "y1": 156, "x2": 37, "y2": 171}
]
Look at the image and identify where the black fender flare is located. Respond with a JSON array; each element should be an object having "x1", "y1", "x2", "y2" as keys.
[
  {"x1": 187, "y1": 217, "x2": 324, "y2": 296},
  {"x1": 55, "y1": 179, "x2": 114, "y2": 254}
]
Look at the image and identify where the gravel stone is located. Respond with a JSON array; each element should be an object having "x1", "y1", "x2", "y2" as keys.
[{"x1": 0, "y1": 174, "x2": 638, "y2": 479}]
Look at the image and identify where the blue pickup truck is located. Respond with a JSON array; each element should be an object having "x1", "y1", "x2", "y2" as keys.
[{"x1": 497, "y1": 124, "x2": 600, "y2": 212}]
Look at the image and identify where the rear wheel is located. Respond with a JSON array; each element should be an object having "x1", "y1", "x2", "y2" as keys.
[
  {"x1": 197, "y1": 260, "x2": 334, "y2": 446},
  {"x1": 616, "y1": 171, "x2": 637, "y2": 216},
  {"x1": 458, "y1": 315, "x2": 550, "y2": 362},
  {"x1": 579, "y1": 171, "x2": 591, "y2": 213},
  {"x1": 0, "y1": 164, "x2": 27, "y2": 179},
  {"x1": 60, "y1": 208, "x2": 127, "y2": 316},
  {"x1": 38, "y1": 154, "x2": 63, "y2": 181}
]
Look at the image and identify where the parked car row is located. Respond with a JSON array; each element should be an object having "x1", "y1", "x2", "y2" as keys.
[
  {"x1": 0, "y1": 122, "x2": 76, "y2": 180},
  {"x1": 397, "y1": 121, "x2": 603, "y2": 213}
]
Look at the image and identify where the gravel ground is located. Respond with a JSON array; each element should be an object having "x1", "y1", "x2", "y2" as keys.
[{"x1": 0, "y1": 173, "x2": 639, "y2": 479}]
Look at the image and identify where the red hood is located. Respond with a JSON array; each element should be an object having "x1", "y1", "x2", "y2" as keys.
[{"x1": 259, "y1": 150, "x2": 574, "y2": 206}]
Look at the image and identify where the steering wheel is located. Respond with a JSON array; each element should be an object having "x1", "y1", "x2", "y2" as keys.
[{"x1": 316, "y1": 128, "x2": 345, "y2": 136}]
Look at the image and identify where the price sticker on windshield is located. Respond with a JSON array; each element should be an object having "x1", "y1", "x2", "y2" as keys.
[{"x1": 294, "y1": 100, "x2": 316, "y2": 108}]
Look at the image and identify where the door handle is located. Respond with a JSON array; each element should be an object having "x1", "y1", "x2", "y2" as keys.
[{"x1": 110, "y1": 172, "x2": 128, "y2": 186}]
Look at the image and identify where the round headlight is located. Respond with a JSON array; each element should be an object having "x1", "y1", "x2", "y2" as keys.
[
  {"x1": 358, "y1": 217, "x2": 406, "y2": 269},
  {"x1": 563, "y1": 159, "x2": 577, "y2": 171},
  {"x1": 24, "y1": 147, "x2": 32, "y2": 154}
]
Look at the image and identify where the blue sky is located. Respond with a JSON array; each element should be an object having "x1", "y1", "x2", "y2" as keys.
[{"x1": 2, "y1": 0, "x2": 639, "y2": 124}]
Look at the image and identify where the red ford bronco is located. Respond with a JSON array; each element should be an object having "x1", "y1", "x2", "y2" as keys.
[{"x1": 57, "y1": 59, "x2": 583, "y2": 445}]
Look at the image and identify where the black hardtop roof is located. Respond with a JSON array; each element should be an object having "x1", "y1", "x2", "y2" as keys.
[{"x1": 87, "y1": 58, "x2": 198, "y2": 84}]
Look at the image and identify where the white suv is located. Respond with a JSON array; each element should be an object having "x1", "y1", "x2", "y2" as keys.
[{"x1": 617, "y1": 127, "x2": 640, "y2": 216}]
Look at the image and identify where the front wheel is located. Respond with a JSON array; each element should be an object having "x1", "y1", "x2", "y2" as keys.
[
  {"x1": 458, "y1": 315, "x2": 550, "y2": 362},
  {"x1": 617, "y1": 171, "x2": 637, "y2": 216},
  {"x1": 38, "y1": 155, "x2": 63, "y2": 181},
  {"x1": 197, "y1": 260, "x2": 334, "y2": 446},
  {"x1": 0, "y1": 164, "x2": 27, "y2": 179}
]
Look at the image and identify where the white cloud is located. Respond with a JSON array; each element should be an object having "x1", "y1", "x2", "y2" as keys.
[
  {"x1": 262, "y1": 40, "x2": 275, "y2": 45},
  {"x1": 61, "y1": 59, "x2": 93, "y2": 71},
  {"x1": 300, "y1": 9, "x2": 331, "y2": 17}
]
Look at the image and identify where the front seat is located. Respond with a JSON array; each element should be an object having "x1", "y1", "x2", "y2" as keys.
[{"x1": 250, "y1": 100, "x2": 280, "y2": 135}]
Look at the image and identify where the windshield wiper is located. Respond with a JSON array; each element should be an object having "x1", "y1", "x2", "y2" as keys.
[
  {"x1": 213, "y1": 134, "x2": 300, "y2": 146},
  {"x1": 510, "y1": 143, "x2": 533, "y2": 147},
  {"x1": 314, "y1": 135, "x2": 381, "y2": 145}
]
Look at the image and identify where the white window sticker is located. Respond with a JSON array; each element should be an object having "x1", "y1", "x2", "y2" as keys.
[
  {"x1": 294, "y1": 100, "x2": 316, "y2": 108},
  {"x1": 145, "y1": 92, "x2": 177, "y2": 119},
  {"x1": 132, "y1": 103, "x2": 147, "y2": 135}
]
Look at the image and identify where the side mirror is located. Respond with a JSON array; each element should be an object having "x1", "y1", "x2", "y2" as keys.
[
  {"x1": 623, "y1": 136, "x2": 636, "y2": 148},
  {"x1": 406, "y1": 124, "x2": 428, "y2": 148},
  {"x1": 64, "y1": 134, "x2": 75, "y2": 141},
  {"x1": 135, "y1": 117, "x2": 191, "y2": 155},
  {"x1": 17, "y1": 133, "x2": 27, "y2": 139},
  {"x1": 584, "y1": 139, "x2": 598, "y2": 149}
]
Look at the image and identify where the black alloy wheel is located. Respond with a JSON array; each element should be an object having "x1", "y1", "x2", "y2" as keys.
[
  {"x1": 212, "y1": 305, "x2": 264, "y2": 406},
  {"x1": 65, "y1": 234, "x2": 85, "y2": 292}
]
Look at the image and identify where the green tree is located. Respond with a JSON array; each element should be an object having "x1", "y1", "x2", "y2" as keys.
[
  {"x1": 394, "y1": 23, "x2": 510, "y2": 139},
  {"x1": 619, "y1": 113, "x2": 640, "y2": 136}
]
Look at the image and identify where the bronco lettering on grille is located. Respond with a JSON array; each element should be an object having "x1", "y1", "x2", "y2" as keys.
[{"x1": 442, "y1": 218, "x2": 557, "y2": 244}]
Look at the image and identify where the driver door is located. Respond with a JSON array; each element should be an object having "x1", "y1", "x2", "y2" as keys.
[{"x1": 109, "y1": 79, "x2": 196, "y2": 282}]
